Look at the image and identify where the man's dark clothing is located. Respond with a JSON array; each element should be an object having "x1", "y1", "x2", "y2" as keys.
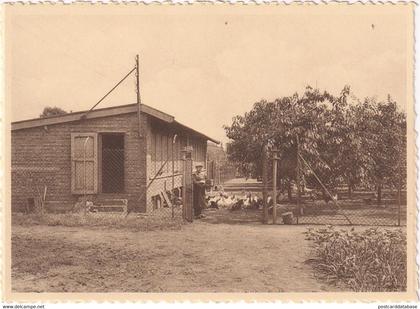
[{"x1": 193, "y1": 169, "x2": 206, "y2": 217}]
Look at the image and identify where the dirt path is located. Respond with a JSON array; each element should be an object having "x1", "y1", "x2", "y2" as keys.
[{"x1": 12, "y1": 222, "x2": 337, "y2": 292}]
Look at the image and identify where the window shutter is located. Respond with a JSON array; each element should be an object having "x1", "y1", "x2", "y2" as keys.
[{"x1": 71, "y1": 133, "x2": 98, "y2": 194}]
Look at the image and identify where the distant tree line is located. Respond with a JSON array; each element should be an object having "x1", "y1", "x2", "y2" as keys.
[
  {"x1": 40, "y1": 106, "x2": 68, "y2": 118},
  {"x1": 224, "y1": 86, "x2": 406, "y2": 204}
]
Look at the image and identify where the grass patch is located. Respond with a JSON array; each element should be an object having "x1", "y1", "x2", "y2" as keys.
[
  {"x1": 12, "y1": 212, "x2": 184, "y2": 232},
  {"x1": 305, "y1": 226, "x2": 406, "y2": 292}
]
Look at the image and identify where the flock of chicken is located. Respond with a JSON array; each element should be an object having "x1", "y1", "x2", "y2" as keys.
[
  {"x1": 205, "y1": 189, "x2": 339, "y2": 211},
  {"x1": 206, "y1": 192, "x2": 265, "y2": 211}
]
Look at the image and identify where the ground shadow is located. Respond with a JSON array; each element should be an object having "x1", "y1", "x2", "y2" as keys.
[{"x1": 200, "y1": 208, "x2": 263, "y2": 225}]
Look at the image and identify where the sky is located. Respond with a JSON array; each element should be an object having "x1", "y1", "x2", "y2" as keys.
[{"x1": 7, "y1": 5, "x2": 411, "y2": 144}]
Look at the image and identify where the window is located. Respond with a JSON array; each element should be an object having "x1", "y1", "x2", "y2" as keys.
[{"x1": 71, "y1": 133, "x2": 98, "y2": 194}]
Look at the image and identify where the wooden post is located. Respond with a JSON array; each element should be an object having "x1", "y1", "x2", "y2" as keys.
[
  {"x1": 182, "y1": 146, "x2": 194, "y2": 222},
  {"x1": 218, "y1": 162, "x2": 221, "y2": 185},
  {"x1": 397, "y1": 161, "x2": 401, "y2": 226},
  {"x1": 135, "y1": 54, "x2": 142, "y2": 138},
  {"x1": 296, "y1": 135, "x2": 302, "y2": 218},
  {"x1": 262, "y1": 144, "x2": 268, "y2": 224},
  {"x1": 83, "y1": 137, "x2": 89, "y2": 216},
  {"x1": 172, "y1": 134, "x2": 177, "y2": 219},
  {"x1": 272, "y1": 148, "x2": 279, "y2": 224}
]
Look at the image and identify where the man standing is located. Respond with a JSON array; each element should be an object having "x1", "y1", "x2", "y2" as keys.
[{"x1": 192, "y1": 164, "x2": 206, "y2": 218}]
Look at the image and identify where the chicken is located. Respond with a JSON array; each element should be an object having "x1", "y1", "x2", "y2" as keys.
[
  {"x1": 230, "y1": 198, "x2": 244, "y2": 211},
  {"x1": 325, "y1": 193, "x2": 338, "y2": 204},
  {"x1": 217, "y1": 196, "x2": 228, "y2": 208},
  {"x1": 303, "y1": 187, "x2": 316, "y2": 202},
  {"x1": 243, "y1": 196, "x2": 251, "y2": 209},
  {"x1": 225, "y1": 195, "x2": 237, "y2": 209},
  {"x1": 211, "y1": 192, "x2": 264, "y2": 211},
  {"x1": 208, "y1": 195, "x2": 221, "y2": 209},
  {"x1": 251, "y1": 196, "x2": 262, "y2": 209}
]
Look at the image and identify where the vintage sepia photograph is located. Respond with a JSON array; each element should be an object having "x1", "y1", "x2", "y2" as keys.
[{"x1": 3, "y1": 3, "x2": 416, "y2": 301}]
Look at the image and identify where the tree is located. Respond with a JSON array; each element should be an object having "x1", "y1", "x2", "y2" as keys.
[
  {"x1": 224, "y1": 100, "x2": 275, "y2": 177},
  {"x1": 309, "y1": 86, "x2": 366, "y2": 199},
  {"x1": 224, "y1": 86, "x2": 339, "y2": 199},
  {"x1": 40, "y1": 106, "x2": 68, "y2": 118},
  {"x1": 224, "y1": 86, "x2": 407, "y2": 205},
  {"x1": 356, "y1": 97, "x2": 406, "y2": 204}
]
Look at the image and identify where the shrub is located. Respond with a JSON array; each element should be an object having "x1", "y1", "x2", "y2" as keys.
[{"x1": 305, "y1": 226, "x2": 406, "y2": 292}]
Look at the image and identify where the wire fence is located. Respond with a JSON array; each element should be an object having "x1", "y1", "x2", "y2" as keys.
[
  {"x1": 12, "y1": 139, "x2": 406, "y2": 227},
  {"x1": 145, "y1": 158, "x2": 184, "y2": 221},
  {"x1": 206, "y1": 160, "x2": 237, "y2": 186},
  {"x1": 289, "y1": 190, "x2": 407, "y2": 226},
  {"x1": 263, "y1": 150, "x2": 407, "y2": 227}
]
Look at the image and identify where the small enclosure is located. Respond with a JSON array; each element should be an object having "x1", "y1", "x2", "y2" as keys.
[{"x1": 261, "y1": 146, "x2": 407, "y2": 227}]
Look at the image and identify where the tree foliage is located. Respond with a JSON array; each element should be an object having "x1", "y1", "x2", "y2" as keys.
[
  {"x1": 40, "y1": 106, "x2": 68, "y2": 118},
  {"x1": 224, "y1": 86, "x2": 406, "y2": 201}
]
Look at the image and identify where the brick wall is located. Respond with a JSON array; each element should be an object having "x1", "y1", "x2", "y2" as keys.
[{"x1": 11, "y1": 112, "x2": 147, "y2": 212}]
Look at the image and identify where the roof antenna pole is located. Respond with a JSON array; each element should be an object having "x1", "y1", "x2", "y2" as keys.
[{"x1": 136, "y1": 54, "x2": 143, "y2": 138}]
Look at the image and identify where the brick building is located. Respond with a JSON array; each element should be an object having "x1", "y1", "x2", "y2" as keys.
[{"x1": 11, "y1": 103, "x2": 218, "y2": 213}]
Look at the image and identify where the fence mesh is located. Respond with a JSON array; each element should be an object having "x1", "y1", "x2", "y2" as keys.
[
  {"x1": 263, "y1": 153, "x2": 407, "y2": 227},
  {"x1": 102, "y1": 148, "x2": 124, "y2": 193},
  {"x1": 206, "y1": 160, "x2": 237, "y2": 186},
  {"x1": 145, "y1": 158, "x2": 184, "y2": 221},
  {"x1": 290, "y1": 190, "x2": 407, "y2": 226}
]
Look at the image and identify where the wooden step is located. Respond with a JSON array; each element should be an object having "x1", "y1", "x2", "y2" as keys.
[{"x1": 90, "y1": 199, "x2": 128, "y2": 213}]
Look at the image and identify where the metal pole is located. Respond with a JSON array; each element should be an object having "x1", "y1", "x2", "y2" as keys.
[
  {"x1": 272, "y1": 150, "x2": 278, "y2": 224},
  {"x1": 136, "y1": 54, "x2": 142, "y2": 138},
  {"x1": 262, "y1": 144, "x2": 268, "y2": 224}
]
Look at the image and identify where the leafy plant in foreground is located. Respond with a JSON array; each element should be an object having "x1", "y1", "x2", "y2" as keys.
[{"x1": 305, "y1": 226, "x2": 406, "y2": 292}]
